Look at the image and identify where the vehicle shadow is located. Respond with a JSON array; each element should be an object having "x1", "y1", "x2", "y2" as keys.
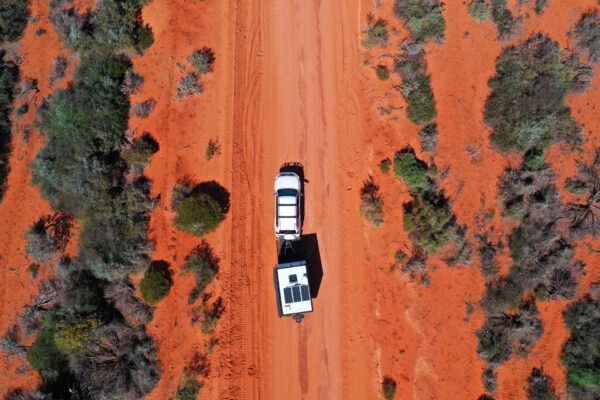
[
  {"x1": 275, "y1": 234, "x2": 323, "y2": 299},
  {"x1": 279, "y1": 162, "x2": 305, "y2": 227}
]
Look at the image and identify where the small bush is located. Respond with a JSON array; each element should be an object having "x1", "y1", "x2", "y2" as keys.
[
  {"x1": 359, "y1": 177, "x2": 384, "y2": 226},
  {"x1": 393, "y1": 0, "x2": 446, "y2": 43},
  {"x1": 26, "y1": 311, "x2": 67, "y2": 381},
  {"x1": 481, "y1": 278, "x2": 521, "y2": 313},
  {"x1": 177, "y1": 373, "x2": 203, "y2": 400},
  {"x1": 133, "y1": 98, "x2": 156, "y2": 118},
  {"x1": 24, "y1": 213, "x2": 73, "y2": 263},
  {"x1": 527, "y1": 367, "x2": 558, "y2": 400},
  {"x1": 134, "y1": 24, "x2": 154, "y2": 54},
  {"x1": 418, "y1": 123, "x2": 438, "y2": 152},
  {"x1": 363, "y1": 16, "x2": 390, "y2": 48},
  {"x1": 382, "y1": 376, "x2": 397, "y2": 400},
  {"x1": 534, "y1": 286, "x2": 549, "y2": 302},
  {"x1": 376, "y1": 65, "x2": 390, "y2": 81},
  {"x1": 205, "y1": 138, "x2": 221, "y2": 161},
  {"x1": 175, "y1": 193, "x2": 227, "y2": 236},
  {"x1": 176, "y1": 73, "x2": 203, "y2": 99},
  {"x1": 574, "y1": 12, "x2": 600, "y2": 65},
  {"x1": 403, "y1": 193, "x2": 456, "y2": 253},
  {"x1": 393, "y1": 149, "x2": 431, "y2": 192},
  {"x1": 469, "y1": 1, "x2": 491, "y2": 22},
  {"x1": 191, "y1": 47, "x2": 215, "y2": 75},
  {"x1": 484, "y1": 34, "x2": 580, "y2": 153},
  {"x1": 183, "y1": 241, "x2": 219, "y2": 304},
  {"x1": 122, "y1": 132, "x2": 159, "y2": 168},
  {"x1": 482, "y1": 368, "x2": 498, "y2": 393},
  {"x1": 379, "y1": 158, "x2": 392, "y2": 174},
  {"x1": 490, "y1": 0, "x2": 520, "y2": 39},
  {"x1": 139, "y1": 261, "x2": 172, "y2": 305},
  {"x1": 395, "y1": 53, "x2": 437, "y2": 126}
]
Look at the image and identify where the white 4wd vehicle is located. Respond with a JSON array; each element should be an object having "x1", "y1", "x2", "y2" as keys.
[{"x1": 274, "y1": 172, "x2": 302, "y2": 240}]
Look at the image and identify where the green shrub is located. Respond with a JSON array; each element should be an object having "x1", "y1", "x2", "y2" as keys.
[
  {"x1": 379, "y1": 158, "x2": 392, "y2": 174},
  {"x1": 205, "y1": 138, "x2": 221, "y2": 161},
  {"x1": 481, "y1": 278, "x2": 521, "y2": 313},
  {"x1": 363, "y1": 16, "x2": 390, "y2": 48},
  {"x1": 382, "y1": 376, "x2": 397, "y2": 400},
  {"x1": 177, "y1": 373, "x2": 202, "y2": 400},
  {"x1": 359, "y1": 177, "x2": 384, "y2": 226},
  {"x1": 183, "y1": 241, "x2": 219, "y2": 304},
  {"x1": 534, "y1": 286, "x2": 549, "y2": 302},
  {"x1": 395, "y1": 55, "x2": 437, "y2": 126},
  {"x1": 376, "y1": 65, "x2": 390, "y2": 81},
  {"x1": 140, "y1": 261, "x2": 172, "y2": 304},
  {"x1": 561, "y1": 299, "x2": 600, "y2": 398},
  {"x1": 468, "y1": 1, "x2": 491, "y2": 22},
  {"x1": 393, "y1": 0, "x2": 446, "y2": 42},
  {"x1": 175, "y1": 193, "x2": 226, "y2": 236},
  {"x1": 490, "y1": 0, "x2": 519, "y2": 38},
  {"x1": 403, "y1": 193, "x2": 455, "y2": 253},
  {"x1": 0, "y1": 0, "x2": 29, "y2": 43},
  {"x1": 393, "y1": 150, "x2": 431, "y2": 191},
  {"x1": 134, "y1": 24, "x2": 154, "y2": 53},
  {"x1": 484, "y1": 34, "x2": 579, "y2": 153},
  {"x1": 191, "y1": 47, "x2": 215, "y2": 75},
  {"x1": 27, "y1": 311, "x2": 67, "y2": 381},
  {"x1": 122, "y1": 133, "x2": 159, "y2": 167},
  {"x1": 53, "y1": 312, "x2": 101, "y2": 358}
]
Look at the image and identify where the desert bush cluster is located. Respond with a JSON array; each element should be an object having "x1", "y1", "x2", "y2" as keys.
[
  {"x1": 49, "y1": 0, "x2": 153, "y2": 55},
  {"x1": 362, "y1": 15, "x2": 390, "y2": 49},
  {"x1": 393, "y1": 0, "x2": 446, "y2": 43},
  {"x1": 5, "y1": 1, "x2": 163, "y2": 399},
  {"x1": 467, "y1": 0, "x2": 521, "y2": 39},
  {"x1": 359, "y1": 177, "x2": 384, "y2": 227},
  {"x1": 564, "y1": 149, "x2": 600, "y2": 240},
  {"x1": 172, "y1": 179, "x2": 230, "y2": 237},
  {"x1": 394, "y1": 45, "x2": 437, "y2": 126},
  {"x1": 175, "y1": 47, "x2": 216, "y2": 100},
  {"x1": 484, "y1": 34, "x2": 590, "y2": 154},
  {"x1": 0, "y1": 0, "x2": 29, "y2": 43},
  {"x1": 561, "y1": 299, "x2": 600, "y2": 399}
]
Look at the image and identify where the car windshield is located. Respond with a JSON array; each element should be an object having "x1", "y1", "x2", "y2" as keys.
[{"x1": 278, "y1": 189, "x2": 297, "y2": 197}]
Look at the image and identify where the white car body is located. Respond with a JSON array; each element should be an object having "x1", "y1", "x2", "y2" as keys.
[{"x1": 274, "y1": 172, "x2": 302, "y2": 240}]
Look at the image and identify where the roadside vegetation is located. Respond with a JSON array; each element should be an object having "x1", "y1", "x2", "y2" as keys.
[
  {"x1": 388, "y1": 147, "x2": 467, "y2": 283},
  {"x1": 2, "y1": 1, "x2": 165, "y2": 398},
  {"x1": 172, "y1": 179, "x2": 230, "y2": 237},
  {"x1": 359, "y1": 177, "x2": 384, "y2": 227},
  {"x1": 140, "y1": 261, "x2": 173, "y2": 305},
  {"x1": 484, "y1": 34, "x2": 589, "y2": 154},
  {"x1": 362, "y1": 15, "x2": 390, "y2": 49},
  {"x1": 182, "y1": 240, "x2": 219, "y2": 304},
  {"x1": 394, "y1": 43, "x2": 437, "y2": 126},
  {"x1": 393, "y1": 0, "x2": 446, "y2": 43}
]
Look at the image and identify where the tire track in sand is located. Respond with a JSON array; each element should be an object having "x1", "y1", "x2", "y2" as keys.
[{"x1": 225, "y1": 0, "x2": 266, "y2": 398}]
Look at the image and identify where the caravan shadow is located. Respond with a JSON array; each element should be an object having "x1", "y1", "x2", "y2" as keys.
[{"x1": 302, "y1": 233, "x2": 323, "y2": 298}]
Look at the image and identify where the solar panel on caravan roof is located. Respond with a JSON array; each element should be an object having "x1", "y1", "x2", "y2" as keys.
[
  {"x1": 283, "y1": 287, "x2": 293, "y2": 304},
  {"x1": 300, "y1": 285, "x2": 310, "y2": 301},
  {"x1": 292, "y1": 286, "x2": 301, "y2": 302}
]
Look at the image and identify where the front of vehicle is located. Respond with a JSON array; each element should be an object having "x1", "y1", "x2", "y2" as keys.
[{"x1": 274, "y1": 172, "x2": 302, "y2": 240}]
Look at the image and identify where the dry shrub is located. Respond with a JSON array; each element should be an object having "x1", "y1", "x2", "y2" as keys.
[
  {"x1": 132, "y1": 98, "x2": 156, "y2": 118},
  {"x1": 359, "y1": 177, "x2": 384, "y2": 226}
]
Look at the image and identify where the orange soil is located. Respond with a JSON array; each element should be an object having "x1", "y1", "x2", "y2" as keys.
[{"x1": 1, "y1": 0, "x2": 600, "y2": 399}]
